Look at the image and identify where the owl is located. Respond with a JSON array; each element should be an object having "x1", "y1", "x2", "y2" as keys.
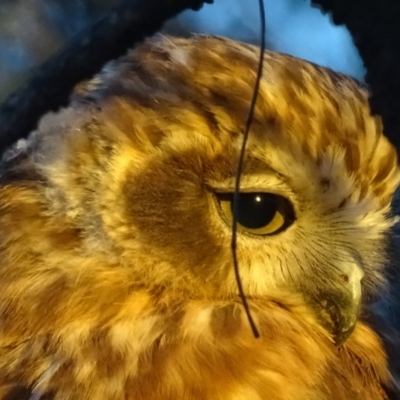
[{"x1": 0, "y1": 34, "x2": 399, "y2": 400}]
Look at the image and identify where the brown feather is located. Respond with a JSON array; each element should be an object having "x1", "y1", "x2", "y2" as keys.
[{"x1": 0, "y1": 35, "x2": 398, "y2": 399}]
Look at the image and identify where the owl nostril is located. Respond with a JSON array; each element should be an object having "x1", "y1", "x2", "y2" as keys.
[{"x1": 340, "y1": 274, "x2": 349, "y2": 283}]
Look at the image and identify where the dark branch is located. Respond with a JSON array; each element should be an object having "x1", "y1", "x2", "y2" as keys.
[
  {"x1": 312, "y1": 0, "x2": 400, "y2": 151},
  {"x1": 0, "y1": 0, "x2": 213, "y2": 155}
]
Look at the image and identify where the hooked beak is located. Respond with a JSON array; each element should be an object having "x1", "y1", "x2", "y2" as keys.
[{"x1": 304, "y1": 263, "x2": 363, "y2": 346}]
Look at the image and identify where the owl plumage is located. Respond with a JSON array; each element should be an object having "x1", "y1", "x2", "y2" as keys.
[{"x1": 0, "y1": 35, "x2": 399, "y2": 400}]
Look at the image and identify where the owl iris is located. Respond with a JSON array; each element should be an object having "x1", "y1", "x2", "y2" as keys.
[{"x1": 218, "y1": 192, "x2": 295, "y2": 235}]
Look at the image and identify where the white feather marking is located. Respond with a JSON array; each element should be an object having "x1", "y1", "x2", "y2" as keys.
[{"x1": 29, "y1": 361, "x2": 62, "y2": 400}]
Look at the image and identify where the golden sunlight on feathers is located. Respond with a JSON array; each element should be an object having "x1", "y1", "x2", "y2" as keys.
[{"x1": 0, "y1": 35, "x2": 399, "y2": 399}]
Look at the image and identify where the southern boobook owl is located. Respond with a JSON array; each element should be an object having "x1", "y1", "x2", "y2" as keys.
[{"x1": 0, "y1": 35, "x2": 399, "y2": 400}]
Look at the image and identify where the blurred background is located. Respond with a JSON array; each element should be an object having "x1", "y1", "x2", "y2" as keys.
[{"x1": 0, "y1": 0, "x2": 365, "y2": 104}]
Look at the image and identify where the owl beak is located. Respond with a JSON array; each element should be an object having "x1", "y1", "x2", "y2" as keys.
[{"x1": 306, "y1": 264, "x2": 363, "y2": 346}]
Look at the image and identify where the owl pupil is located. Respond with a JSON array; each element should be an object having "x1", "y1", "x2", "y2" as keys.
[{"x1": 232, "y1": 193, "x2": 277, "y2": 229}]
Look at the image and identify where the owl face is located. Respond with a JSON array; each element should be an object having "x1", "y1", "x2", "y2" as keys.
[{"x1": 0, "y1": 35, "x2": 399, "y2": 399}]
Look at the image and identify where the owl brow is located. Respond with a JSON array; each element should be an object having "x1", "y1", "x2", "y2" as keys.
[{"x1": 231, "y1": 0, "x2": 266, "y2": 339}]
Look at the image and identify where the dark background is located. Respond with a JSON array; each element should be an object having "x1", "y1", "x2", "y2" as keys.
[{"x1": 0, "y1": 0, "x2": 364, "y2": 104}]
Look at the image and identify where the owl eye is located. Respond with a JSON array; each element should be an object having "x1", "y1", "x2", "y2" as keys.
[{"x1": 217, "y1": 192, "x2": 295, "y2": 235}]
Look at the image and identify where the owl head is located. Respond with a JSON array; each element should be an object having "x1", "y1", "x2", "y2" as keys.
[{"x1": 0, "y1": 35, "x2": 399, "y2": 399}]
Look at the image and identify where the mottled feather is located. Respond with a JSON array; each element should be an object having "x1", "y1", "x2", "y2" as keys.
[{"x1": 0, "y1": 35, "x2": 399, "y2": 399}]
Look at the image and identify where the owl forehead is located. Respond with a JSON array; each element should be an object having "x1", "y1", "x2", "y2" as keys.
[{"x1": 75, "y1": 34, "x2": 399, "y2": 206}]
